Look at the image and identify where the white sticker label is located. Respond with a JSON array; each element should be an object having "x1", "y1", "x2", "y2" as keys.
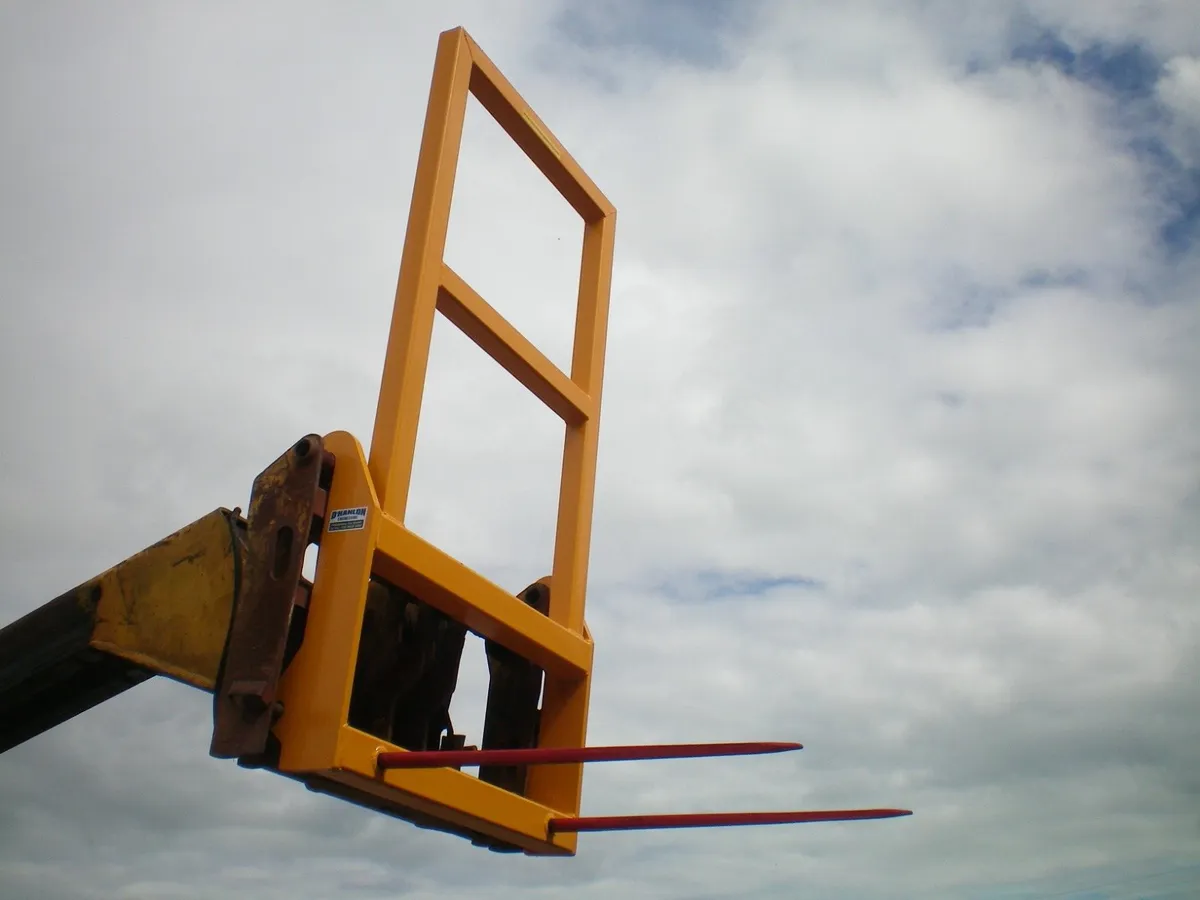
[{"x1": 328, "y1": 506, "x2": 368, "y2": 533}]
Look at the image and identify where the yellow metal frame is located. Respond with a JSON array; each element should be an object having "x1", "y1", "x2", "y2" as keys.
[{"x1": 273, "y1": 27, "x2": 614, "y2": 855}]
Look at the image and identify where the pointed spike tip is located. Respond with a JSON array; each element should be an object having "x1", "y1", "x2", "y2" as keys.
[{"x1": 760, "y1": 741, "x2": 804, "y2": 753}]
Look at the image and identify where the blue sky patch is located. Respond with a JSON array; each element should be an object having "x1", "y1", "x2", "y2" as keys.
[
  {"x1": 658, "y1": 569, "x2": 824, "y2": 603},
  {"x1": 552, "y1": 0, "x2": 755, "y2": 68},
  {"x1": 1005, "y1": 24, "x2": 1198, "y2": 260},
  {"x1": 1009, "y1": 31, "x2": 1162, "y2": 100}
]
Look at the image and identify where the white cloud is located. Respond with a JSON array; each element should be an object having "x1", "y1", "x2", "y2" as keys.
[{"x1": 1160, "y1": 55, "x2": 1200, "y2": 169}]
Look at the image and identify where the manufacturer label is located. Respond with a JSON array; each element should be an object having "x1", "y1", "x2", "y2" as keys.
[{"x1": 327, "y1": 506, "x2": 368, "y2": 533}]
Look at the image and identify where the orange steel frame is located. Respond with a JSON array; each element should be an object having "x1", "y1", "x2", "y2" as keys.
[{"x1": 272, "y1": 27, "x2": 615, "y2": 856}]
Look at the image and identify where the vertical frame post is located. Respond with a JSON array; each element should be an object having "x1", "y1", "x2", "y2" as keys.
[{"x1": 369, "y1": 29, "x2": 473, "y2": 522}]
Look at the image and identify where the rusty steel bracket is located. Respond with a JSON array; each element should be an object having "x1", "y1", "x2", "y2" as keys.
[
  {"x1": 347, "y1": 578, "x2": 469, "y2": 753},
  {"x1": 477, "y1": 579, "x2": 551, "y2": 798},
  {"x1": 209, "y1": 435, "x2": 333, "y2": 760}
]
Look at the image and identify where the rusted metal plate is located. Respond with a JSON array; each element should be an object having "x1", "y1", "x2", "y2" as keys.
[
  {"x1": 210, "y1": 435, "x2": 331, "y2": 759},
  {"x1": 477, "y1": 579, "x2": 551, "y2": 798},
  {"x1": 347, "y1": 577, "x2": 468, "y2": 752}
]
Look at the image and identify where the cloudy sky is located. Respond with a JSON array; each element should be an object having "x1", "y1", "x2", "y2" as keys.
[{"x1": 2, "y1": 1, "x2": 1198, "y2": 897}]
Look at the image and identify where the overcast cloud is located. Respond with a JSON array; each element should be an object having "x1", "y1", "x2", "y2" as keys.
[{"x1": 1, "y1": 1, "x2": 1198, "y2": 898}]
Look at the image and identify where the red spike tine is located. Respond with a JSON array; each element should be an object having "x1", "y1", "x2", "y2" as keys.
[
  {"x1": 549, "y1": 808, "x2": 913, "y2": 833},
  {"x1": 376, "y1": 741, "x2": 802, "y2": 770}
]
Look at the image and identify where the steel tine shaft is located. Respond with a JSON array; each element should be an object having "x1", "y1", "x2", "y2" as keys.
[
  {"x1": 377, "y1": 740, "x2": 802, "y2": 770},
  {"x1": 549, "y1": 808, "x2": 914, "y2": 833}
]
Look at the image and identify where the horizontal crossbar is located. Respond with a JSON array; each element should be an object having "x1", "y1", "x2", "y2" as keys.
[
  {"x1": 374, "y1": 514, "x2": 592, "y2": 679},
  {"x1": 463, "y1": 31, "x2": 613, "y2": 222},
  {"x1": 437, "y1": 264, "x2": 593, "y2": 425}
]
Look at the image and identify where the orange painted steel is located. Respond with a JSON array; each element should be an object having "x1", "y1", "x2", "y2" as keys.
[{"x1": 272, "y1": 26, "x2": 615, "y2": 857}]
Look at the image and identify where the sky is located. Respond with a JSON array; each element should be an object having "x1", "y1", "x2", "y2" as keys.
[{"x1": 0, "y1": 1, "x2": 1198, "y2": 897}]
